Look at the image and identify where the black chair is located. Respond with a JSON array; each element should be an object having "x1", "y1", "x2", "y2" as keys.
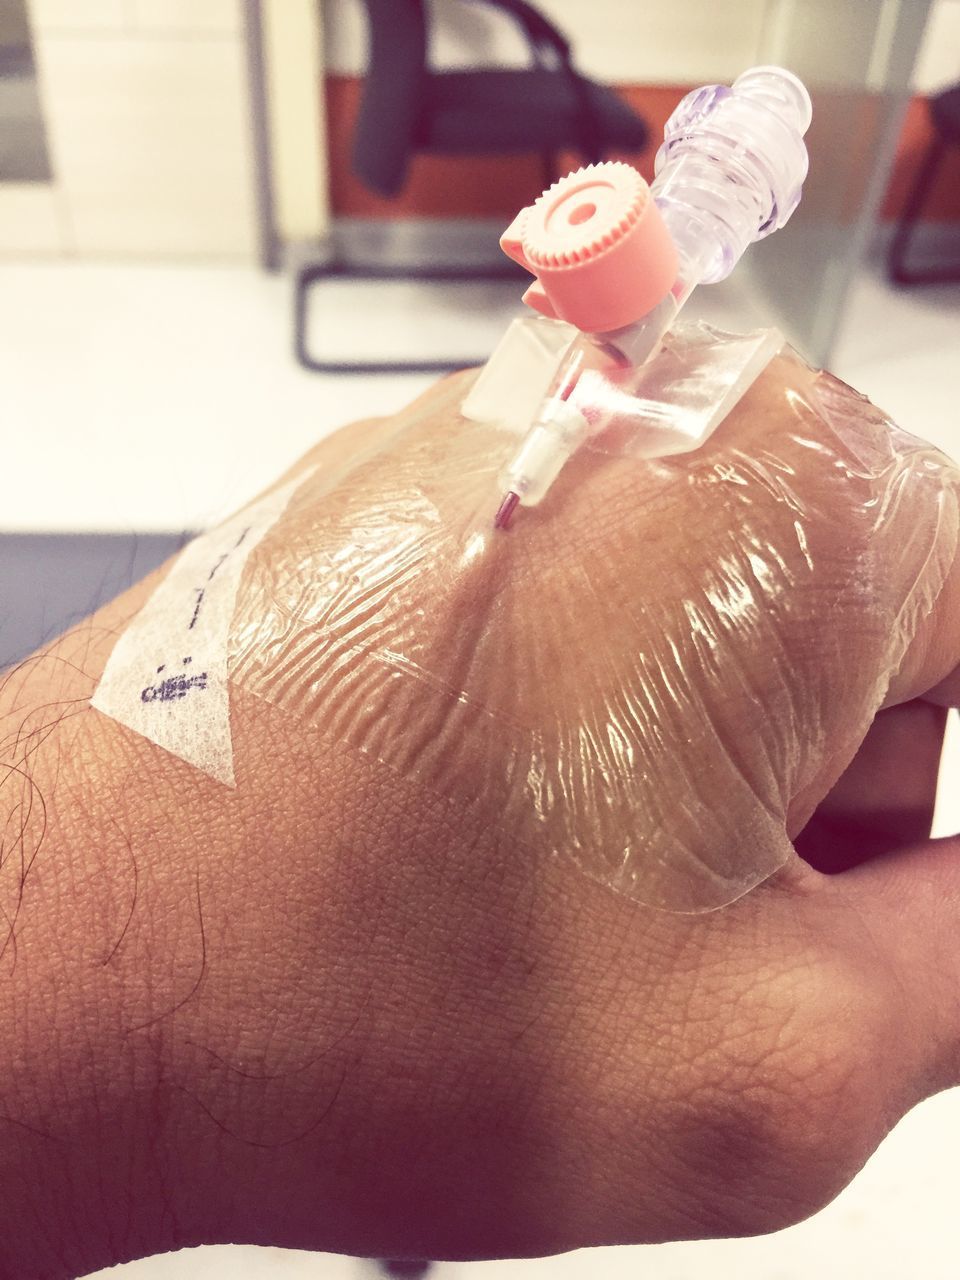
[
  {"x1": 888, "y1": 82, "x2": 960, "y2": 285},
  {"x1": 295, "y1": 0, "x2": 650, "y2": 373}
]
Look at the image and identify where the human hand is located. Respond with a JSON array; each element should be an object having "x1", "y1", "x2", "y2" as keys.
[{"x1": 3, "y1": 346, "x2": 959, "y2": 1275}]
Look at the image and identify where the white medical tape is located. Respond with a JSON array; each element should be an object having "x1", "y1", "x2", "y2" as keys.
[{"x1": 91, "y1": 472, "x2": 311, "y2": 786}]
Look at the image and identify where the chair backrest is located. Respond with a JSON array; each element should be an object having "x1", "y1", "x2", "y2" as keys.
[
  {"x1": 462, "y1": 0, "x2": 602, "y2": 156},
  {"x1": 351, "y1": 0, "x2": 428, "y2": 197},
  {"x1": 466, "y1": 0, "x2": 571, "y2": 67},
  {"x1": 349, "y1": 0, "x2": 600, "y2": 196}
]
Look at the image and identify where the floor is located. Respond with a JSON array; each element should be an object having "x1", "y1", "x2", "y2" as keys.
[{"x1": 1, "y1": 258, "x2": 960, "y2": 1279}]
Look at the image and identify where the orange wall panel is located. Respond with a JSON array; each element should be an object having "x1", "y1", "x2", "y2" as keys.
[
  {"x1": 325, "y1": 76, "x2": 960, "y2": 222},
  {"x1": 883, "y1": 93, "x2": 960, "y2": 220}
]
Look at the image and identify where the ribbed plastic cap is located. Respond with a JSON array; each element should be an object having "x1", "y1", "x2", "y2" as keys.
[{"x1": 500, "y1": 161, "x2": 679, "y2": 334}]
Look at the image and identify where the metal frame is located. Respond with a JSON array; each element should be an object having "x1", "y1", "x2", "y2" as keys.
[
  {"x1": 888, "y1": 136, "x2": 960, "y2": 284},
  {"x1": 294, "y1": 258, "x2": 525, "y2": 374},
  {"x1": 242, "y1": 0, "x2": 282, "y2": 271}
]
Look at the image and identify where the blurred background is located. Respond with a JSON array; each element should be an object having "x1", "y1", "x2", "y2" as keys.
[{"x1": 1, "y1": 1, "x2": 960, "y2": 1276}]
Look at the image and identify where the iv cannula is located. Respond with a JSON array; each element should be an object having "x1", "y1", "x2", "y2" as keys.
[{"x1": 492, "y1": 66, "x2": 813, "y2": 529}]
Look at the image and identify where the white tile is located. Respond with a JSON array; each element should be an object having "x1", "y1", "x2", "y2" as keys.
[
  {"x1": 933, "y1": 709, "x2": 960, "y2": 836},
  {"x1": 536, "y1": 0, "x2": 768, "y2": 85},
  {"x1": 0, "y1": 261, "x2": 431, "y2": 534},
  {"x1": 324, "y1": 0, "x2": 767, "y2": 82},
  {"x1": 833, "y1": 264, "x2": 960, "y2": 463},
  {"x1": 262, "y1": 0, "x2": 329, "y2": 241},
  {"x1": 130, "y1": 0, "x2": 241, "y2": 35},
  {"x1": 914, "y1": 0, "x2": 960, "y2": 93},
  {"x1": 321, "y1": 0, "x2": 368, "y2": 75},
  {"x1": 303, "y1": 275, "x2": 524, "y2": 367},
  {"x1": 28, "y1": 0, "x2": 127, "y2": 33},
  {"x1": 33, "y1": 33, "x2": 257, "y2": 256},
  {"x1": 0, "y1": 182, "x2": 66, "y2": 254},
  {"x1": 1, "y1": 255, "x2": 956, "y2": 528},
  {"x1": 84, "y1": 1245, "x2": 364, "y2": 1277}
]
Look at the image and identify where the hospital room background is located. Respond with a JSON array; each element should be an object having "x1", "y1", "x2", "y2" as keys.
[{"x1": 1, "y1": 1, "x2": 959, "y2": 1277}]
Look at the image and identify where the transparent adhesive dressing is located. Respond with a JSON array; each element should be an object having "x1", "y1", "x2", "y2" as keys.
[
  {"x1": 97, "y1": 67, "x2": 960, "y2": 915},
  {"x1": 223, "y1": 61, "x2": 956, "y2": 913},
  {"x1": 227, "y1": 348, "x2": 959, "y2": 912}
]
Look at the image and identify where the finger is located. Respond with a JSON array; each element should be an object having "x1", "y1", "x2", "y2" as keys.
[
  {"x1": 795, "y1": 700, "x2": 948, "y2": 872},
  {"x1": 822, "y1": 832, "x2": 960, "y2": 1097},
  {"x1": 882, "y1": 516, "x2": 960, "y2": 709}
]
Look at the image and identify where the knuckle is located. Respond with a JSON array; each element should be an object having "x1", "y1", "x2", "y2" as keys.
[
  {"x1": 586, "y1": 941, "x2": 895, "y2": 1242},
  {"x1": 665, "y1": 954, "x2": 891, "y2": 1235}
]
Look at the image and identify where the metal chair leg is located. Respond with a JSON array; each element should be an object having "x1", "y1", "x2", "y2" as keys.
[
  {"x1": 294, "y1": 258, "x2": 524, "y2": 375},
  {"x1": 378, "y1": 1260, "x2": 432, "y2": 1278},
  {"x1": 888, "y1": 137, "x2": 960, "y2": 284}
]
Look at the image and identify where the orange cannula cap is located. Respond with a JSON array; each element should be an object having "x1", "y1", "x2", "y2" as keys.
[{"x1": 500, "y1": 161, "x2": 679, "y2": 335}]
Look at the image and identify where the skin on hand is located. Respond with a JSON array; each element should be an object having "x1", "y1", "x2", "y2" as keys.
[{"x1": 0, "y1": 362, "x2": 958, "y2": 1277}]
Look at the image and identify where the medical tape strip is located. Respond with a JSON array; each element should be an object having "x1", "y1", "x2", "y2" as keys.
[{"x1": 91, "y1": 471, "x2": 312, "y2": 786}]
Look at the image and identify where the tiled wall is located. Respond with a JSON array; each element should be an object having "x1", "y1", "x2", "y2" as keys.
[
  {"x1": 915, "y1": 0, "x2": 960, "y2": 92},
  {"x1": 0, "y1": 0, "x2": 257, "y2": 257},
  {"x1": 323, "y1": 0, "x2": 960, "y2": 92},
  {"x1": 323, "y1": 0, "x2": 960, "y2": 223},
  {"x1": 2, "y1": 0, "x2": 958, "y2": 260},
  {"x1": 324, "y1": 0, "x2": 771, "y2": 84}
]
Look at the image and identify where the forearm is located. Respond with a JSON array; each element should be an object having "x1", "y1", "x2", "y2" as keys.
[
  {"x1": 0, "y1": 575, "x2": 595, "y2": 1275},
  {"x1": 0, "y1": 578, "x2": 355, "y2": 1274},
  {"x1": 0, "y1": 567, "x2": 708, "y2": 1273},
  {"x1": 0, "y1": 579, "x2": 214, "y2": 1277}
]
